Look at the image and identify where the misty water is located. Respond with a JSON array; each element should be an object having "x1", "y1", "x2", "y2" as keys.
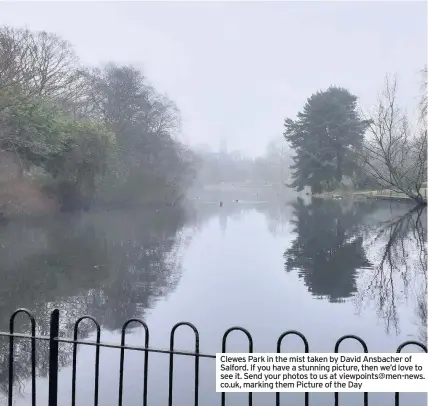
[{"x1": 0, "y1": 191, "x2": 426, "y2": 406}]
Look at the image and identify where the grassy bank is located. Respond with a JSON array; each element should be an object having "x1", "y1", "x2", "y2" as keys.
[{"x1": 313, "y1": 188, "x2": 427, "y2": 203}]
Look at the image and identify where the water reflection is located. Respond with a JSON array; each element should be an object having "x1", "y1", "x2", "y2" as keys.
[
  {"x1": 277, "y1": 198, "x2": 426, "y2": 341},
  {"x1": 0, "y1": 207, "x2": 190, "y2": 397},
  {"x1": 283, "y1": 198, "x2": 374, "y2": 302},
  {"x1": 266, "y1": 198, "x2": 427, "y2": 348},
  {"x1": 0, "y1": 198, "x2": 426, "y2": 406},
  {"x1": 356, "y1": 205, "x2": 427, "y2": 338}
]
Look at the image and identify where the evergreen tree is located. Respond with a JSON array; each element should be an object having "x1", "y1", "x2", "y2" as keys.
[{"x1": 284, "y1": 87, "x2": 369, "y2": 193}]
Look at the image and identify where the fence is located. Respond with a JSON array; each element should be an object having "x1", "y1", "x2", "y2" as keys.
[{"x1": 0, "y1": 308, "x2": 427, "y2": 406}]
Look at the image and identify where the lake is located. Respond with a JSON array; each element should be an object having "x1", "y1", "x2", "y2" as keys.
[{"x1": 0, "y1": 192, "x2": 426, "y2": 406}]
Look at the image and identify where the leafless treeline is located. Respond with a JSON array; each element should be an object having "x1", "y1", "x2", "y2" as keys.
[{"x1": 358, "y1": 70, "x2": 427, "y2": 204}]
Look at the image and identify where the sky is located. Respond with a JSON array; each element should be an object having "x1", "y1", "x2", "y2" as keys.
[{"x1": 0, "y1": 1, "x2": 426, "y2": 157}]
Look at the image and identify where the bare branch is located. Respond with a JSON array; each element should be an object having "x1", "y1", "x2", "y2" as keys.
[{"x1": 357, "y1": 75, "x2": 427, "y2": 204}]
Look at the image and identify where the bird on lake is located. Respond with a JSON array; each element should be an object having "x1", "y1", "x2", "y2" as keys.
[{"x1": 220, "y1": 202, "x2": 223, "y2": 207}]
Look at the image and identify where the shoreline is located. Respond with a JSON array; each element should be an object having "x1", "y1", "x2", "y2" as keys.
[{"x1": 313, "y1": 189, "x2": 427, "y2": 205}]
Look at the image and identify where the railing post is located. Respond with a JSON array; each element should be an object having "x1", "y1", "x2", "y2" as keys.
[{"x1": 48, "y1": 309, "x2": 60, "y2": 406}]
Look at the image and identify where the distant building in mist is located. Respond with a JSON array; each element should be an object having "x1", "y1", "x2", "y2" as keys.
[{"x1": 220, "y1": 138, "x2": 228, "y2": 155}]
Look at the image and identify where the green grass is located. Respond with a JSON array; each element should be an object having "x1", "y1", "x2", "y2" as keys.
[
  {"x1": 354, "y1": 188, "x2": 427, "y2": 200},
  {"x1": 314, "y1": 187, "x2": 427, "y2": 203}
]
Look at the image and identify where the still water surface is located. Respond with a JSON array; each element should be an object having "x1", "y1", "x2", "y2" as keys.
[{"x1": 0, "y1": 194, "x2": 426, "y2": 406}]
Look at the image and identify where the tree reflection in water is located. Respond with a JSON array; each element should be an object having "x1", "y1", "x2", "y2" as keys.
[
  {"x1": 356, "y1": 204, "x2": 427, "y2": 339},
  {"x1": 283, "y1": 198, "x2": 374, "y2": 302},
  {"x1": 0, "y1": 207, "x2": 190, "y2": 398},
  {"x1": 0, "y1": 198, "x2": 426, "y2": 401},
  {"x1": 279, "y1": 197, "x2": 427, "y2": 344}
]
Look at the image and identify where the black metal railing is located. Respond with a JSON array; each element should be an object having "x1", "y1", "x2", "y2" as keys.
[{"x1": 0, "y1": 308, "x2": 426, "y2": 406}]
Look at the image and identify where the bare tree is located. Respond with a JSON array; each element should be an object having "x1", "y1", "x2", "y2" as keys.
[
  {"x1": 358, "y1": 75, "x2": 427, "y2": 204},
  {"x1": 0, "y1": 27, "x2": 37, "y2": 113},
  {"x1": 0, "y1": 27, "x2": 82, "y2": 104},
  {"x1": 0, "y1": 27, "x2": 32, "y2": 89},
  {"x1": 420, "y1": 65, "x2": 427, "y2": 119},
  {"x1": 266, "y1": 138, "x2": 292, "y2": 185}
]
